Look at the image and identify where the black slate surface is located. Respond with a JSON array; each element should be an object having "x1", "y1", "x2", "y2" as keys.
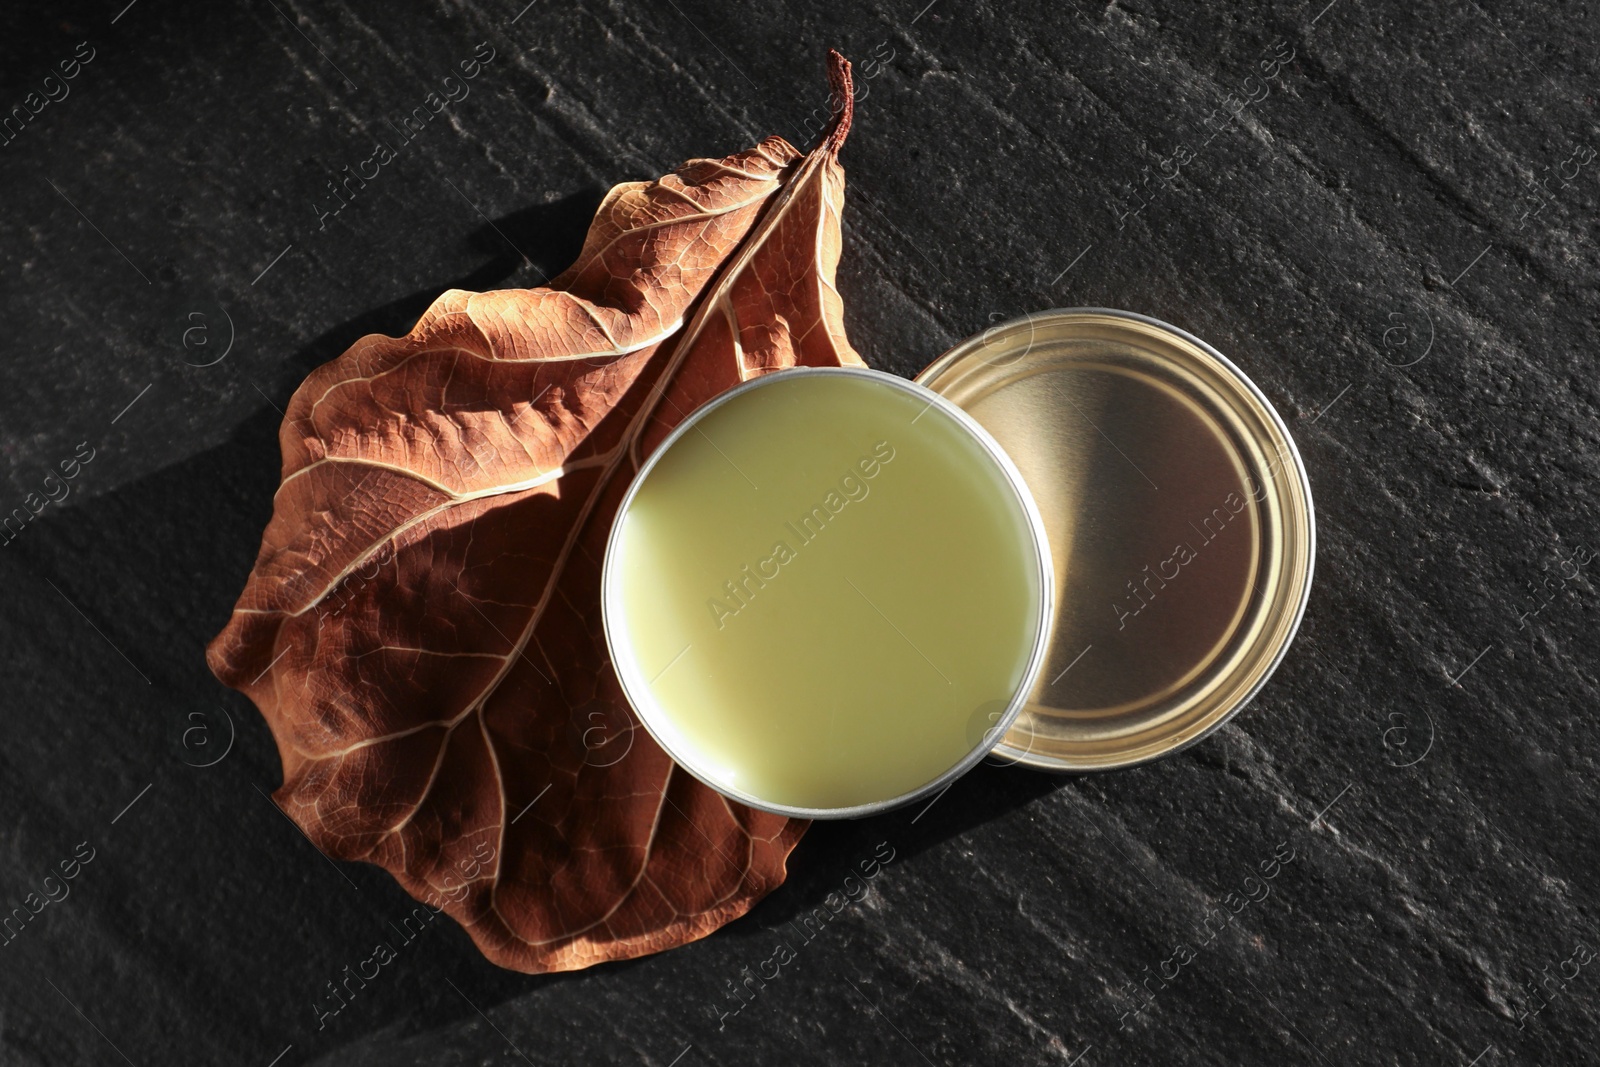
[{"x1": 2, "y1": 1, "x2": 1598, "y2": 1064}]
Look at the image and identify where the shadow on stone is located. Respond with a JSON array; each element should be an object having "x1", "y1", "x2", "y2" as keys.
[
  {"x1": 723, "y1": 761, "x2": 1074, "y2": 943},
  {"x1": 279, "y1": 186, "x2": 607, "y2": 383}
]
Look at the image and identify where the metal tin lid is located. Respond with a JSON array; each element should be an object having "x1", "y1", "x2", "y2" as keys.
[{"x1": 917, "y1": 309, "x2": 1315, "y2": 770}]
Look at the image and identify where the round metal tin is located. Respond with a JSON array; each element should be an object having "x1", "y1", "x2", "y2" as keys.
[
  {"x1": 917, "y1": 310, "x2": 1314, "y2": 770},
  {"x1": 602, "y1": 366, "x2": 1056, "y2": 819}
]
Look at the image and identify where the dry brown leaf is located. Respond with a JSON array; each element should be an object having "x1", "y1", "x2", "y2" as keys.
[{"x1": 207, "y1": 53, "x2": 863, "y2": 972}]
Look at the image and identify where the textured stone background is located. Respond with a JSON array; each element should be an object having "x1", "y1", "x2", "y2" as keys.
[{"x1": 2, "y1": 1, "x2": 1597, "y2": 1064}]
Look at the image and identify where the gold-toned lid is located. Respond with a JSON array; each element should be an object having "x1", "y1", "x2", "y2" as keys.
[{"x1": 917, "y1": 310, "x2": 1314, "y2": 770}]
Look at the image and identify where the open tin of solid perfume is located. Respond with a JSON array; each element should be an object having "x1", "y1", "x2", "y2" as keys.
[
  {"x1": 602, "y1": 367, "x2": 1055, "y2": 819},
  {"x1": 917, "y1": 309, "x2": 1315, "y2": 770}
]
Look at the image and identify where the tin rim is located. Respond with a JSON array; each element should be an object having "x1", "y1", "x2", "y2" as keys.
[
  {"x1": 917, "y1": 308, "x2": 1316, "y2": 772},
  {"x1": 601, "y1": 365, "x2": 1057, "y2": 819}
]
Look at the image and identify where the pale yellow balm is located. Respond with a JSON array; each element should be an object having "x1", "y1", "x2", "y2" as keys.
[{"x1": 604, "y1": 368, "x2": 1051, "y2": 816}]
